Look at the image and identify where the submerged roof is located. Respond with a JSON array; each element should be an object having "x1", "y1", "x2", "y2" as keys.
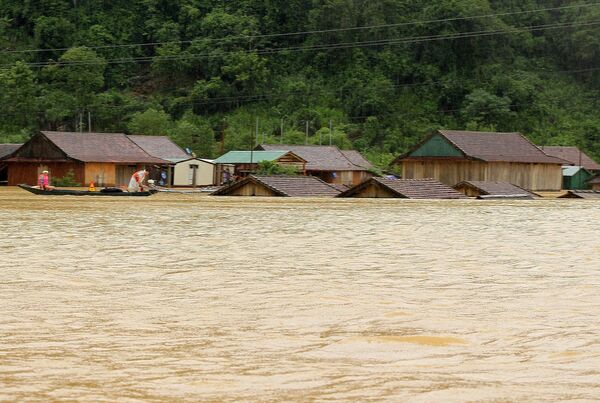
[
  {"x1": 211, "y1": 175, "x2": 341, "y2": 197},
  {"x1": 559, "y1": 190, "x2": 600, "y2": 199},
  {"x1": 338, "y1": 177, "x2": 467, "y2": 199},
  {"x1": 37, "y1": 132, "x2": 167, "y2": 164},
  {"x1": 258, "y1": 144, "x2": 369, "y2": 171},
  {"x1": 398, "y1": 130, "x2": 567, "y2": 164},
  {"x1": 454, "y1": 181, "x2": 538, "y2": 198},
  {"x1": 541, "y1": 146, "x2": 600, "y2": 171},
  {"x1": 0, "y1": 144, "x2": 22, "y2": 159},
  {"x1": 213, "y1": 150, "x2": 302, "y2": 164},
  {"x1": 128, "y1": 135, "x2": 190, "y2": 161}
]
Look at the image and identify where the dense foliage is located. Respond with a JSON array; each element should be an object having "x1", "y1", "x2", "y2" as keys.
[{"x1": 0, "y1": 0, "x2": 598, "y2": 167}]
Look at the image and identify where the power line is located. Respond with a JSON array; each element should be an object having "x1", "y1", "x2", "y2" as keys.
[
  {"x1": 3, "y1": 20, "x2": 598, "y2": 70},
  {"x1": 1, "y1": 2, "x2": 597, "y2": 55}
]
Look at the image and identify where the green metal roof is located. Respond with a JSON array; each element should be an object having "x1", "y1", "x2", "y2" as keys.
[
  {"x1": 213, "y1": 150, "x2": 289, "y2": 164},
  {"x1": 562, "y1": 166, "x2": 586, "y2": 177}
]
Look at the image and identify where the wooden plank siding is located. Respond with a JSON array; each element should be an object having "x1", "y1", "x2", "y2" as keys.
[
  {"x1": 221, "y1": 182, "x2": 278, "y2": 197},
  {"x1": 7, "y1": 162, "x2": 84, "y2": 186},
  {"x1": 401, "y1": 160, "x2": 562, "y2": 191}
]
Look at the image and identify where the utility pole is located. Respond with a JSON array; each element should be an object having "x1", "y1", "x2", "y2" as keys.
[
  {"x1": 255, "y1": 117, "x2": 259, "y2": 147},
  {"x1": 329, "y1": 120, "x2": 333, "y2": 146},
  {"x1": 79, "y1": 113, "x2": 83, "y2": 133},
  {"x1": 305, "y1": 120, "x2": 309, "y2": 145},
  {"x1": 87, "y1": 111, "x2": 92, "y2": 133}
]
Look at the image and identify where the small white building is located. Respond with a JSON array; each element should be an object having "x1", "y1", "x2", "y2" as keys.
[{"x1": 171, "y1": 158, "x2": 215, "y2": 187}]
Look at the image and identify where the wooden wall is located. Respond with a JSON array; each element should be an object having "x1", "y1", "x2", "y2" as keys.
[
  {"x1": 400, "y1": 160, "x2": 562, "y2": 190},
  {"x1": 309, "y1": 170, "x2": 371, "y2": 186},
  {"x1": 276, "y1": 155, "x2": 306, "y2": 172},
  {"x1": 347, "y1": 183, "x2": 398, "y2": 198},
  {"x1": 84, "y1": 163, "x2": 116, "y2": 187},
  {"x1": 453, "y1": 183, "x2": 481, "y2": 197},
  {"x1": 7, "y1": 162, "x2": 84, "y2": 186}
]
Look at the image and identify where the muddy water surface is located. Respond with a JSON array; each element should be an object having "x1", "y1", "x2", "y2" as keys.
[{"x1": 1, "y1": 187, "x2": 599, "y2": 401}]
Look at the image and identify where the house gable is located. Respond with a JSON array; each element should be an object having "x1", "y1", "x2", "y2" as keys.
[
  {"x1": 11, "y1": 133, "x2": 70, "y2": 161},
  {"x1": 409, "y1": 134, "x2": 463, "y2": 158}
]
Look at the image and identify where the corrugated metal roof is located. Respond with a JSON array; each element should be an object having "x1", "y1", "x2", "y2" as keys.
[
  {"x1": 562, "y1": 166, "x2": 585, "y2": 177},
  {"x1": 259, "y1": 144, "x2": 369, "y2": 171},
  {"x1": 40, "y1": 131, "x2": 167, "y2": 164},
  {"x1": 338, "y1": 177, "x2": 468, "y2": 199},
  {"x1": 211, "y1": 175, "x2": 341, "y2": 197},
  {"x1": 0, "y1": 144, "x2": 22, "y2": 159},
  {"x1": 454, "y1": 181, "x2": 538, "y2": 197},
  {"x1": 128, "y1": 135, "x2": 190, "y2": 160},
  {"x1": 213, "y1": 151, "x2": 289, "y2": 164},
  {"x1": 541, "y1": 146, "x2": 600, "y2": 171}
]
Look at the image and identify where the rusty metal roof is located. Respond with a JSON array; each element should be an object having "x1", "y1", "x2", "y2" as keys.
[
  {"x1": 454, "y1": 181, "x2": 538, "y2": 198},
  {"x1": 128, "y1": 135, "x2": 190, "y2": 161},
  {"x1": 338, "y1": 177, "x2": 468, "y2": 199},
  {"x1": 0, "y1": 144, "x2": 22, "y2": 160},
  {"x1": 211, "y1": 175, "x2": 341, "y2": 197},
  {"x1": 258, "y1": 144, "x2": 369, "y2": 171},
  {"x1": 540, "y1": 146, "x2": 600, "y2": 171},
  {"x1": 40, "y1": 131, "x2": 167, "y2": 164}
]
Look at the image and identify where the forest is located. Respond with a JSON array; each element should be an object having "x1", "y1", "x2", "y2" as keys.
[{"x1": 0, "y1": 0, "x2": 598, "y2": 167}]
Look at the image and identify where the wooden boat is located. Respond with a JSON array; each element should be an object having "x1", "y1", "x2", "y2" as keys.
[{"x1": 18, "y1": 184, "x2": 157, "y2": 197}]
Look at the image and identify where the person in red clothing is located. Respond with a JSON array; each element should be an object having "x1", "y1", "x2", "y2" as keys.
[{"x1": 128, "y1": 169, "x2": 148, "y2": 192}]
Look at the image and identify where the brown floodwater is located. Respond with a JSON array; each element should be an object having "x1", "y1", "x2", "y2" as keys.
[{"x1": 1, "y1": 187, "x2": 599, "y2": 401}]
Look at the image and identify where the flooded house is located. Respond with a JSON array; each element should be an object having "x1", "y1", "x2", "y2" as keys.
[
  {"x1": 257, "y1": 144, "x2": 373, "y2": 186},
  {"x1": 559, "y1": 190, "x2": 600, "y2": 199},
  {"x1": 211, "y1": 175, "x2": 341, "y2": 197},
  {"x1": 213, "y1": 151, "x2": 306, "y2": 184},
  {"x1": 588, "y1": 176, "x2": 600, "y2": 191},
  {"x1": 337, "y1": 177, "x2": 467, "y2": 199},
  {"x1": 453, "y1": 181, "x2": 538, "y2": 199},
  {"x1": 0, "y1": 144, "x2": 22, "y2": 185},
  {"x1": 540, "y1": 146, "x2": 600, "y2": 174},
  {"x1": 560, "y1": 166, "x2": 593, "y2": 190},
  {"x1": 393, "y1": 130, "x2": 567, "y2": 191},
  {"x1": 128, "y1": 135, "x2": 215, "y2": 187},
  {"x1": 3, "y1": 131, "x2": 167, "y2": 187}
]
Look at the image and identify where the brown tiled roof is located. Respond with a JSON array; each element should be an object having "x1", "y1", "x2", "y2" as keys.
[
  {"x1": 439, "y1": 130, "x2": 567, "y2": 164},
  {"x1": 128, "y1": 135, "x2": 190, "y2": 161},
  {"x1": 258, "y1": 144, "x2": 368, "y2": 171},
  {"x1": 559, "y1": 190, "x2": 600, "y2": 199},
  {"x1": 211, "y1": 175, "x2": 341, "y2": 197},
  {"x1": 540, "y1": 146, "x2": 600, "y2": 170},
  {"x1": 0, "y1": 144, "x2": 22, "y2": 159},
  {"x1": 454, "y1": 181, "x2": 538, "y2": 198},
  {"x1": 41, "y1": 131, "x2": 167, "y2": 164},
  {"x1": 340, "y1": 150, "x2": 373, "y2": 169},
  {"x1": 338, "y1": 177, "x2": 468, "y2": 199},
  {"x1": 587, "y1": 176, "x2": 600, "y2": 184}
]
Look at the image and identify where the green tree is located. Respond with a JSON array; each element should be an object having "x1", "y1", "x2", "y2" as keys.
[{"x1": 128, "y1": 108, "x2": 173, "y2": 135}]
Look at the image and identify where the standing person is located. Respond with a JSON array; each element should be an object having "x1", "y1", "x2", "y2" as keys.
[
  {"x1": 38, "y1": 170, "x2": 50, "y2": 190},
  {"x1": 128, "y1": 168, "x2": 148, "y2": 192}
]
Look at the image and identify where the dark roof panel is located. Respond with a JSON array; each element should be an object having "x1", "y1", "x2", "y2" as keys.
[
  {"x1": 212, "y1": 175, "x2": 341, "y2": 197},
  {"x1": 540, "y1": 146, "x2": 600, "y2": 171},
  {"x1": 41, "y1": 131, "x2": 167, "y2": 164},
  {"x1": 0, "y1": 144, "x2": 22, "y2": 159},
  {"x1": 339, "y1": 177, "x2": 468, "y2": 199},
  {"x1": 128, "y1": 135, "x2": 189, "y2": 161},
  {"x1": 259, "y1": 144, "x2": 368, "y2": 171},
  {"x1": 455, "y1": 181, "x2": 538, "y2": 197}
]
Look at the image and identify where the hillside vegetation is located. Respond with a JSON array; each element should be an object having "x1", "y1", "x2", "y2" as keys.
[{"x1": 0, "y1": 0, "x2": 598, "y2": 166}]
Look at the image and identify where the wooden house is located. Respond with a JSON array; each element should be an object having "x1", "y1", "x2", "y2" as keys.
[
  {"x1": 211, "y1": 175, "x2": 341, "y2": 197},
  {"x1": 393, "y1": 130, "x2": 567, "y2": 191},
  {"x1": 561, "y1": 166, "x2": 593, "y2": 190},
  {"x1": 0, "y1": 144, "x2": 22, "y2": 185},
  {"x1": 559, "y1": 190, "x2": 600, "y2": 199},
  {"x1": 453, "y1": 181, "x2": 538, "y2": 199},
  {"x1": 127, "y1": 135, "x2": 216, "y2": 187},
  {"x1": 540, "y1": 146, "x2": 600, "y2": 174},
  {"x1": 4, "y1": 131, "x2": 167, "y2": 187},
  {"x1": 337, "y1": 177, "x2": 467, "y2": 199},
  {"x1": 213, "y1": 150, "x2": 306, "y2": 184},
  {"x1": 588, "y1": 176, "x2": 600, "y2": 191},
  {"x1": 257, "y1": 144, "x2": 373, "y2": 186}
]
